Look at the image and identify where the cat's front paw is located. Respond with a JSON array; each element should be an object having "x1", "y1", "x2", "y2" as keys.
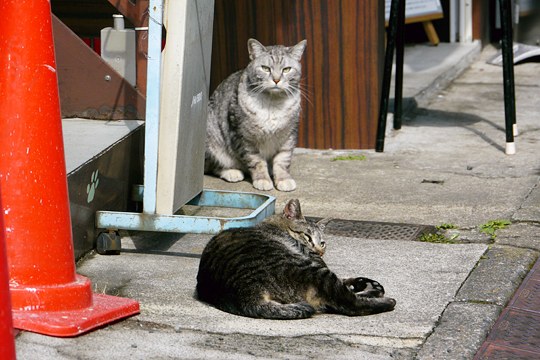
[
  {"x1": 220, "y1": 169, "x2": 244, "y2": 183},
  {"x1": 252, "y1": 179, "x2": 274, "y2": 191},
  {"x1": 275, "y1": 178, "x2": 297, "y2": 192}
]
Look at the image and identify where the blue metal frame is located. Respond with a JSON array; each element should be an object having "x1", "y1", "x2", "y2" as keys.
[{"x1": 96, "y1": 190, "x2": 275, "y2": 234}]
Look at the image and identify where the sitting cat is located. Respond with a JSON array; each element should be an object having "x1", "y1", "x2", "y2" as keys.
[
  {"x1": 196, "y1": 199, "x2": 396, "y2": 319},
  {"x1": 205, "y1": 38, "x2": 307, "y2": 192}
]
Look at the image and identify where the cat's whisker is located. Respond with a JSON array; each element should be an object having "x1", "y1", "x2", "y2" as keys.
[
  {"x1": 250, "y1": 82, "x2": 267, "y2": 94},
  {"x1": 295, "y1": 82, "x2": 313, "y2": 97},
  {"x1": 283, "y1": 86, "x2": 297, "y2": 100},
  {"x1": 299, "y1": 87, "x2": 314, "y2": 106},
  {"x1": 300, "y1": 92, "x2": 313, "y2": 107},
  {"x1": 291, "y1": 83, "x2": 313, "y2": 106}
]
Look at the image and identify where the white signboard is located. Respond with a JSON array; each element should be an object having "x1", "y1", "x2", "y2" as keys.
[{"x1": 385, "y1": 0, "x2": 443, "y2": 21}]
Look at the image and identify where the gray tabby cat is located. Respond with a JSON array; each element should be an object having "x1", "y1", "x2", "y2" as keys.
[
  {"x1": 196, "y1": 199, "x2": 396, "y2": 319},
  {"x1": 205, "y1": 38, "x2": 307, "y2": 192}
]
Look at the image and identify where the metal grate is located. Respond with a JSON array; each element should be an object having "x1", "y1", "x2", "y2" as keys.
[
  {"x1": 474, "y1": 258, "x2": 540, "y2": 359},
  {"x1": 308, "y1": 218, "x2": 435, "y2": 241},
  {"x1": 486, "y1": 309, "x2": 540, "y2": 353},
  {"x1": 510, "y1": 279, "x2": 540, "y2": 310},
  {"x1": 475, "y1": 344, "x2": 540, "y2": 360}
]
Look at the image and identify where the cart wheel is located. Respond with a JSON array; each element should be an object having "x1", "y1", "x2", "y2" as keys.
[{"x1": 96, "y1": 231, "x2": 121, "y2": 255}]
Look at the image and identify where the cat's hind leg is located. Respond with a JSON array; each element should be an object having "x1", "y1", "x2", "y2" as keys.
[{"x1": 343, "y1": 277, "x2": 385, "y2": 298}]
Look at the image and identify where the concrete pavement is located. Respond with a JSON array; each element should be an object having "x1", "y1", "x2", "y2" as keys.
[{"x1": 14, "y1": 44, "x2": 540, "y2": 359}]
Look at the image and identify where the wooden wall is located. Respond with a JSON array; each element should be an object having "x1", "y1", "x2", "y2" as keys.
[
  {"x1": 472, "y1": 0, "x2": 491, "y2": 44},
  {"x1": 211, "y1": 0, "x2": 384, "y2": 149}
]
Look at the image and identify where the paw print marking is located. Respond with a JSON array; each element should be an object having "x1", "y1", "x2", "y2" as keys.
[{"x1": 87, "y1": 170, "x2": 100, "y2": 203}]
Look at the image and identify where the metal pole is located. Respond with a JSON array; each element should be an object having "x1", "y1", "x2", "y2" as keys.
[
  {"x1": 376, "y1": 0, "x2": 401, "y2": 152},
  {"x1": 143, "y1": 0, "x2": 164, "y2": 213},
  {"x1": 393, "y1": 0, "x2": 406, "y2": 130},
  {"x1": 450, "y1": 0, "x2": 457, "y2": 43},
  {"x1": 499, "y1": 0, "x2": 517, "y2": 154},
  {"x1": 459, "y1": 0, "x2": 473, "y2": 43}
]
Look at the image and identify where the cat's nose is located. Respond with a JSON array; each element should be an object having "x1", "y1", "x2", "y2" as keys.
[{"x1": 273, "y1": 79, "x2": 280, "y2": 84}]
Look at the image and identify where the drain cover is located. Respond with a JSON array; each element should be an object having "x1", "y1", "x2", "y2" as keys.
[
  {"x1": 474, "y1": 258, "x2": 540, "y2": 359},
  {"x1": 475, "y1": 344, "x2": 539, "y2": 359},
  {"x1": 308, "y1": 218, "x2": 435, "y2": 241}
]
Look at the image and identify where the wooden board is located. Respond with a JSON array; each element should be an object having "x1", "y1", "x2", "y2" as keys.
[{"x1": 155, "y1": 0, "x2": 215, "y2": 214}]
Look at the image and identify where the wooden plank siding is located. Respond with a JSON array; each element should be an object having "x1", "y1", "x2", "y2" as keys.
[
  {"x1": 211, "y1": 0, "x2": 384, "y2": 149},
  {"x1": 473, "y1": 0, "x2": 491, "y2": 44}
]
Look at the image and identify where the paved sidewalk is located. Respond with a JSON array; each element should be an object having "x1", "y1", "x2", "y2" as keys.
[{"x1": 15, "y1": 44, "x2": 540, "y2": 359}]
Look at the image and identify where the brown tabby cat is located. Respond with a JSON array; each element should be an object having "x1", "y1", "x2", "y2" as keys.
[{"x1": 196, "y1": 199, "x2": 396, "y2": 319}]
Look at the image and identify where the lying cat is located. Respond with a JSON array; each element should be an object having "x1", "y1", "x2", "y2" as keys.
[
  {"x1": 205, "y1": 38, "x2": 307, "y2": 192},
  {"x1": 196, "y1": 199, "x2": 396, "y2": 319}
]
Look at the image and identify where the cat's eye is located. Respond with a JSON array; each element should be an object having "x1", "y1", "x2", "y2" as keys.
[
  {"x1": 320, "y1": 240, "x2": 326, "y2": 248},
  {"x1": 261, "y1": 66, "x2": 271, "y2": 73},
  {"x1": 282, "y1": 67, "x2": 292, "y2": 73}
]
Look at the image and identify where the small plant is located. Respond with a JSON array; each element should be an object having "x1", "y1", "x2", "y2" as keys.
[
  {"x1": 418, "y1": 232, "x2": 458, "y2": 244},
  {"x1": 331, "y1": 154, "x2": 367, "y2": 162},
  {"x1": 479, "y1": 220, "x2": 511, "y2": 239},
  {"x1": 436, "y1": 223, "x2": 457, "y2": 230}
]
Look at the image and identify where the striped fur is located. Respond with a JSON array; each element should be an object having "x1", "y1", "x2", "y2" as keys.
[
  {"x1": 196, "y1": 199, "x2": 396, "y2": 319},
  {"x1": 205, "y1": 39, "x2": 307, "y2": 192}
]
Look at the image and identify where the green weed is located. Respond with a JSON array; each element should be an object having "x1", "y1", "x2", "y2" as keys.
[
  {"x1": 479, "y1": 220, "x2": 511, "y2": 239},
  {"x1": 418, "y1": 232, "x2": 458, "y2": 244},
  {"x1": 331, "y1": 155, "x2": 367, "y2": 161},
  {"x1": 436, "y1": 223, "x2": 457, "y2": 230}
]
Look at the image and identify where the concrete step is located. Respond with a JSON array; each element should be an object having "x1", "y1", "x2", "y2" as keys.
[{"x1": 63, "y1": 118, "x2": 143, "y2": 259}]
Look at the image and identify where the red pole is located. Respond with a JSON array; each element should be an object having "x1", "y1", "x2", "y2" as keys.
[
  {"x1": 0, "y1": 0, "x2": 139, "y2": 337},
  {"x1": 0, "y1": 190, "x2": 16, "y2": 360}
]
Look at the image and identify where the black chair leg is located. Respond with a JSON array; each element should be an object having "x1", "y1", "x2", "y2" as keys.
[
  {"x1": 499, "y1": 0, "x2": 517, "y2": 154},
  {"x1": 376, "y1": 0, "x2": 403, "y2": 152},
  {"x1": 393, "y1": 0, "x2": 406, "y2": 130}
]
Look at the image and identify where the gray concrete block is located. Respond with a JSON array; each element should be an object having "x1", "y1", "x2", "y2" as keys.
[{"x1": 415, "y1": 302, "x2": 502, "y2": 360}]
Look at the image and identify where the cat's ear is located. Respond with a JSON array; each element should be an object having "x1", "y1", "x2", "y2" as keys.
[
  {"x1": 288, "y1": 40, "x2": 307, "y2": 61},
  {"x1": 283, "y1": 199, "x2": 305, "y2": 220},
  {"x1": 247, "y1": 38, "x2": 267, "y2": 60},
  {"x1": 316, "y1": 218, "x2": 333, "y2": 232}
]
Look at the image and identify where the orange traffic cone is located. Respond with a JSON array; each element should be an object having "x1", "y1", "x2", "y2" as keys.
[
  {"x1": 0, "y1": 1, "x2": 139, "y2": 337},
  {"x1": 0, "y1": 192, "x2": 16, "y2": 359}
]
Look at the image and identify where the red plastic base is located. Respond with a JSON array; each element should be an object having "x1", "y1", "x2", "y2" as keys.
[{"x1": 12, "y1": 293, "x2": 139, "y2": 337}]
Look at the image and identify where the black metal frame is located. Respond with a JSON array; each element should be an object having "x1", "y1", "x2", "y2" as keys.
[{"x1": 376, "y1": 0, "x2": 517, "y2": 154}]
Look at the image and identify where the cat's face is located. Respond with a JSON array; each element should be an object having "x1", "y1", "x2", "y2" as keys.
[
  {"x1": 289, "y1": 220, "x2": 327, "y2": 256},
  {"x1": 246, "y1": 39, "x2": 307, "y2": 97},
  {"x1": 282, "y1": 199, "x2": 329, "y2": 256}
]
